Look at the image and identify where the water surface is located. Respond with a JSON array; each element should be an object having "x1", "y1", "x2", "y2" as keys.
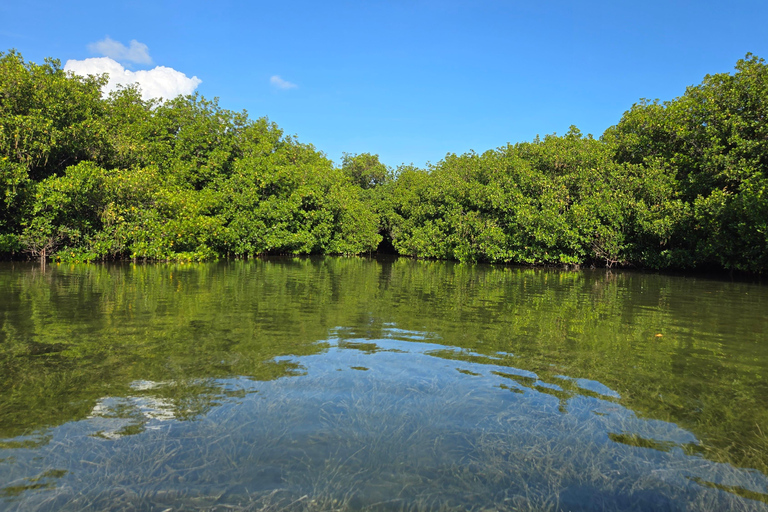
[{"x1": 0, "y1": 258, "x2": 767, "y2": 511}]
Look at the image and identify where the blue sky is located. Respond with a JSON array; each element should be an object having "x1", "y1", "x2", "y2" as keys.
[{"x1": 2, "y1": 0, "x2": 768, "y2": 168}]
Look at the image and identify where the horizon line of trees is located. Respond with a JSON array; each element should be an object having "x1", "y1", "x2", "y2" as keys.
[{"x1": 1, "y1": 49, "x2": 767, "y2": 272}]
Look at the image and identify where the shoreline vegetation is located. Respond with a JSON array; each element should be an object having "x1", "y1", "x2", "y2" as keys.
[{"x1": 1, "y1": 50, "x2": 766, "y2": 272}]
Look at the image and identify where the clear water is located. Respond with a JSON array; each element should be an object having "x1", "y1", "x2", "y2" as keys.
[{"x1": 0, "y1": 258, "x2": 767, "y2": 511}]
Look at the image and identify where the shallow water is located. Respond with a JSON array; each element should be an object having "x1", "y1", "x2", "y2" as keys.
[{"x1": 0, "y1": 258, "x2": 767, "y2": 511}]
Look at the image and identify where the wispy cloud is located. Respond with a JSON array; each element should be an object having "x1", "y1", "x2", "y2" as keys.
[
  {"x1": 270, "y1": 75, "x2": 298, "y2": 90},
  {"x1": 64, "y1": 57, "x2": 201, "y2": 101},
  {"x1": 87, "y1": 37, "x2": 152, "y2": 65}
]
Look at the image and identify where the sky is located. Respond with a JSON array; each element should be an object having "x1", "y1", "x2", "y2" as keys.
[{"x1": 2, "y1": 0, "x2": 768, "y2": 169}]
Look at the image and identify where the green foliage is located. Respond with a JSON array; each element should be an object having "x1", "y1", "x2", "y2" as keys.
[
  {"x1": 605, "y1": 54, "x2": 768, "y2": 271},
  {"x1": 378, "y1": 56, "x2": 768, "y2": 272},
  {"x1": 0, "y1": 50, "x2": 381, "y2": 262},
  {"x1": 95, "y1": 166, "x2": 223, "y2": 262},
  {"x1": 0, "y1": 48, "x2": 766, "y2": 271},
  {"x1": 0, "y1": 50, "x2": 108, "y2": 179},
  {"x1": 140, "y1": 94, "x2": 248, "y2": 189},
  {"x1": 341, "y1": 152, "x2": 391, "y2": 189},
  {"x1": 19, "y1": 161, "x2": 107, "y2": 259},
  {"x1": 217, "y1": 123, "x2": 381, "y2": 257},
  {"x1": 382, "y1": 130, "x2": 649, "y2": 266}
]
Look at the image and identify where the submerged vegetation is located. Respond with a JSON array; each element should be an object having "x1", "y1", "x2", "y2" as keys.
[
  {"x1": 1, "y1": 50, "x2": 767, "y2": 271},
  {"x1": 1, "y1": 259, "x2": 767, "y2": 509}
]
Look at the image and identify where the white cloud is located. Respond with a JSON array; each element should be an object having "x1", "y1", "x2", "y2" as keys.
[
  {"x1": 64, "y1": 57, "x2": 202, "y2": 101},
  {"x1": 270, "y1": 75, "x2": 298, "y2": 90},
  {"x1": 87, "y1": 36, "x2": 152, "y2": 65}
]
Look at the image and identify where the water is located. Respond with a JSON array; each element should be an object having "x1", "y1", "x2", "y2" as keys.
[{"x1": 0, "y1": 258, "x2": 766, "y2": 511}]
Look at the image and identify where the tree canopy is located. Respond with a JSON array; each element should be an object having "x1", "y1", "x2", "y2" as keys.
[{"x1": 1, "y1": 49, "x2": 766, "y2": 272}]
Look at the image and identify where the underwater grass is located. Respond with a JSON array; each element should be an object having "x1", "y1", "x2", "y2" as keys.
[{"x1": 2, "y1": 338, "x2": 767, "y2": 511}]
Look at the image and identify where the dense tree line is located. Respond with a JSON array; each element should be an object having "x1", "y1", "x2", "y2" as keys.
[{"x1": 1, "y1": 50, "x2": 766, "y2": 271}]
